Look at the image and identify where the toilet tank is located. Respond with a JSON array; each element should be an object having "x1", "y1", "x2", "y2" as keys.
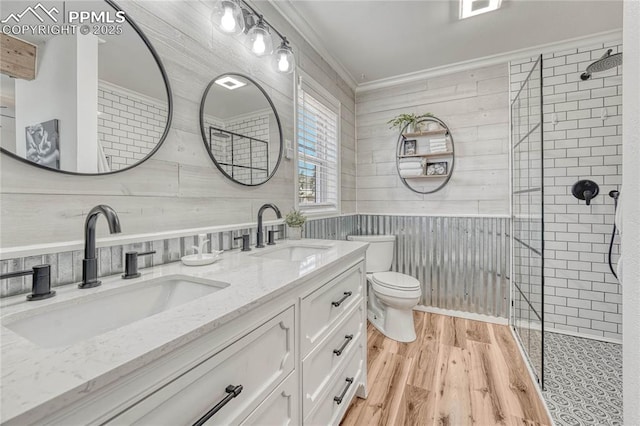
[{"x1": 347, "y1": 235, "x2": 395, "y2": 273}]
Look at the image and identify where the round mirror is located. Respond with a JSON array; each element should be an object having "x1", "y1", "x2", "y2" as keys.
[
  {"x1": 0, "y1": 0, "x2": 172, "y2": 175},
  {"x1": 200, "y1": 73, "x2": 282, "y2": 186}
]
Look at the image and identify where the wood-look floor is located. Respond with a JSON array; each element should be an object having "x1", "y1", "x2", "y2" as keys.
[{"x1": 341, "y1": 312, "x2": 550, "y2": 426}]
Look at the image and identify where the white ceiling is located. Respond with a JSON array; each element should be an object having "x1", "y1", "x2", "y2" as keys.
[
  {"x1": 277, "y1": 0, "x2": 623, "y2": 86},
  {"x1": 204, "y1": 75, "x2": 271, "y2": 119}
]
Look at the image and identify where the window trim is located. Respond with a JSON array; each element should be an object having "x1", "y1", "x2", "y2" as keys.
[{"x1": 295, "y1": 71, "x2": 341, "y2": 216}]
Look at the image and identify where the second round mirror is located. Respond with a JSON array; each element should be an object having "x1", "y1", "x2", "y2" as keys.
[{"x1": 200, "y1": 73, "x2": 282, "y2": 186}]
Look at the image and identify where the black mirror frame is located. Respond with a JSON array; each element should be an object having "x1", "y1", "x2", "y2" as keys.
[
  {"x1": 0, "y1": 0, "x2": 173, "y2": 176},
  {"x1": 199, "y1": 73, "x2": 283, "y2": 187}
]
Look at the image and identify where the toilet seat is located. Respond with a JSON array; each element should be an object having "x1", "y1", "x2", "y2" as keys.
[{"x1": 371, "y1": 272, "x2": 420, "y2": 291}]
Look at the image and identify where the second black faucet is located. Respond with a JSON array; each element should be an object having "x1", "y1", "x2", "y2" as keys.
[
  {"x1": 256, "y1": 203, "x2": 282, "y2": 248},
  {"x1": 80, "y1": 204, "x2": 121, "y2": 289}
]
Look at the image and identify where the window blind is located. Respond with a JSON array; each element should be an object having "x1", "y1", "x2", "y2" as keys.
[{"x1": 297, "y1": 76, "x2": 339, "y2": 210}]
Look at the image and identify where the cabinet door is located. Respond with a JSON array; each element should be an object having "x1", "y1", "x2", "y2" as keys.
[
  {"x1": 301, "y1": 263, "x2": 364, "y2": 356},
  {"x1": 302, "y1": 302, "x2": 364, "y2": 417},
  {"x1": 303, "y1": 342, "x2": 365, "y2": 426},
  {"x1": 239, "y1": 372, "x2": 298, "y2": 426},
  {"x1": 109, "y1": 307, "x2": 294, "y2": 426}
]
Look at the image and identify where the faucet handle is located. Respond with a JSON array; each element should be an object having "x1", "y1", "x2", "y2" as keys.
[
  {"x1": 0, "y1": 265, "x2": 55, "y2": 301},
  {"x1": 267, "y1": 230, "x2": 281, "y2": 245},
  {"x1": 234, "y1": 235, "x2": 251, "y2": 252},
  {"x1": 122, "y1": 251, "x2": 156, "y2": 279}
]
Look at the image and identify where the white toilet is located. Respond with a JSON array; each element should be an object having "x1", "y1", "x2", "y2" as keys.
[{"x1": 347, "y1": 235, "x2": 421, "y2": 342}]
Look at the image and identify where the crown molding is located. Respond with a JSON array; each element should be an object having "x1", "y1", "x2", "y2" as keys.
[
  {"x1": 356, "y1": 29, "x2": 623, "y2": 93},
  {"x1": 268, "y1": 0, "x2": 359, "y2": 91},
  {"x1": 98, "y1": 80, "x2": 166, "y2": 107}
]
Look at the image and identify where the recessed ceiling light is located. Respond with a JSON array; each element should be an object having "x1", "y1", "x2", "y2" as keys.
[
  {"x1": 214, "y1": 76, "x2": 247, "y2": 90},
  {"x1": 459, "y1": 0, "x2": 502, "y2": 19}
]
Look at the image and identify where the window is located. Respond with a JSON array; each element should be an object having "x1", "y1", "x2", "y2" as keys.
[{"x1": 297, "y1": 75, "x2": 340, "y2": 212}]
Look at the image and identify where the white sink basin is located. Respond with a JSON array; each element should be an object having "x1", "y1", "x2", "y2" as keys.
[
  {"x1": 3, "y1": 275, "x2": 229, "y2": 348},
  {"x1": 252, "y1": 244, "x2": 332, "y2": 262}
]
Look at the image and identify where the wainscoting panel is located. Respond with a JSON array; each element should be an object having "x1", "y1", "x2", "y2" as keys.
[
  {"x1": 357, "y1": 215, "x2": 510, "y2": 318},
  {"x1": 303, "y1": 215, "x2": 359, "y2": 240}
]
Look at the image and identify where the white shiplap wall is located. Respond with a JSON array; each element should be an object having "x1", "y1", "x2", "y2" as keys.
[
  {"x1": 355, "y1": 63, "x2": 510, "y2": 216},
  {"x1": 0, "y1": 1, "x2": 356, "y2": 248}
]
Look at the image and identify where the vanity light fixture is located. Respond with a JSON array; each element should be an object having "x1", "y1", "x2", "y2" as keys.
[
  {"x1": 459, "y1": 0, "x2": 502, "y2": 19},
  {"x1": 214, "y1": 76, "x2": 247, "y2": 90},
  {"x1": 212, "y1": 0, "x2": 245, "y2": 35},
  {"x1": 211, "y1": 0, "x2": 296, "y2": 74}
]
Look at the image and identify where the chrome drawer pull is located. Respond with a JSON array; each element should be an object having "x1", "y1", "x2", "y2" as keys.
[
  {"x1": 333, "y1": 377, "x2": 354, "y2": 405},
  {"x1": 332, "y1": 291, "x2": 352, "y2": 307},
  {"x1": 333, "y1": 334, "x2": 354, "y2": 356},
  {"x1": 193, "y1": 384, "x2": 243, "y2": 426}
]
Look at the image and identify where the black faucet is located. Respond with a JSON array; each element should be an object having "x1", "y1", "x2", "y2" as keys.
[
  {"x1": 80, "y1": 205, "x2": 121, "y2": 289},
  {"x1": 256, "y1": 203, "x2": 282, "y2": 248}
]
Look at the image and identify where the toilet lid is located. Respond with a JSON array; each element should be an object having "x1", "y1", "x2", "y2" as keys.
[{"x1": 371, "y1": 272, "x2": 421, "y2": 291}]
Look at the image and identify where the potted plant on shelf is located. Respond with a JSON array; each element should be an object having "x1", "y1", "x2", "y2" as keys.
[
  {"x1": 284, "y1": 210, "x2": 306, "y2": 240},
  {"x1": 387, "y1": 112, "x2": 433, "y2": 134}
]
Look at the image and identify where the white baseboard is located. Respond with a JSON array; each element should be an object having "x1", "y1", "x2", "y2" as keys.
[
  {"x1": 414, "y1": 305, "x2": 508, "y2": 325},
  {"x1": 545, "y1": 327, "x2": 622, "y2": 345}
]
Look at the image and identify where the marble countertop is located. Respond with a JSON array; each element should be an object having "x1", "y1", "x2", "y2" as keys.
[{"x1": 0, "y1": 239, "x2": 368, "y2": 424}]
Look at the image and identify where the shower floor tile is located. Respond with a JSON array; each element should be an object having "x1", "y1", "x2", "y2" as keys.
[{"x1": 543, "y1": 332, "x2": 623, "y2": 426}]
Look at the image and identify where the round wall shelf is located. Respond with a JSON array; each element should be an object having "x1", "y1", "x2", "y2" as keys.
[{"x1": 395, "y1": 116, "x2": 455, "y2": 194}]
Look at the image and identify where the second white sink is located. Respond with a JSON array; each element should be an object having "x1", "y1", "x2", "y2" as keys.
[
  {"x1": 252, "y1": 244, "x2": 331, "y2": 261},
  {"x1": 3, "y1": 275, "x2": 229, "y2": 348}
]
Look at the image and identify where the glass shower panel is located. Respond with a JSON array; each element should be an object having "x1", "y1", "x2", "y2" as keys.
[{"x1": 511, "y1": 55, "x2": 544, "y2": 386}]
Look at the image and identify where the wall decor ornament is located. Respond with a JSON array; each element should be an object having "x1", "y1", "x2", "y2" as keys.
[
  {"x1": 25, "y1": 119, "x2": 60, "y2": 170},
  {"x1": 395, "y1": 115, "x2": 455, "y2": 194}
]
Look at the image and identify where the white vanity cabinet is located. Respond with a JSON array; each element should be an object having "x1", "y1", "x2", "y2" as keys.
[
  {"x1": 109, "y1": 307, "x2": 295, "y2": 425},
  {"x1": 240, "y1": 372, "x2": 298, "y2": 426},
  {"x1": 301, "y1": 263, "x2": 367, "y2": 424},
  {"x1": 26, "y1": 253, "x2": 367, "y2": 426}
]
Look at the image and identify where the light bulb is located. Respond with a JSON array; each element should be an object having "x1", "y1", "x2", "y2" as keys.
[
  {"x1": 220, "y1": 6, "x2": 236, "y2": 32},
  {"x1": 278, "y1": 53, "x2": 289, "y2": 72},
  {"x1": 272, "y1": 40, "x2": 294, "y2": 74},
  {"x1": 253, "y1": 33, "x2": 266, "y2": 55}
]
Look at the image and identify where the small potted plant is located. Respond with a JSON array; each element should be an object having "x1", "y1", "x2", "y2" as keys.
[
  {"x1": 387, "y1": 112, "x2": 433, "y2": 133},
  {"x1": 284, "y1": 210, "x2": 306, "y2": 240}
]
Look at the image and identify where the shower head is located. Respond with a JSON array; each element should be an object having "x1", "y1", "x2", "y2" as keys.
[{"x1": 580, "y1": 49, "x2": 623, "y2": 80}]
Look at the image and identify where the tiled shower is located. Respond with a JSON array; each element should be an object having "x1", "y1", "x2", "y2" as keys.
[
  {"x1": 511, "y1": 41, "x2": 623, "y2": 342},
  {"x1": 510, "y1": 40, "x2": 624, "y2": 425}
]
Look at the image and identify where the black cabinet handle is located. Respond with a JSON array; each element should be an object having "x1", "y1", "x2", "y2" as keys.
[
  {"x1": 332, "y1": 291, "x2": 352, "y2": 307},
  {"x1": 333, "y1": 334, "x2": 354, "y2": 356},
  {"x1": 193, "y1": 384, "x2": 243, "y2": 426},
  {"x1": 333, "y1": 377, "x2": 354, "y2": 405}
]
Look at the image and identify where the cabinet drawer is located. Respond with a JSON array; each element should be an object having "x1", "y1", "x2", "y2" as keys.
[
  {"x1": 301, "y1": 262, "x2": 364, "y2": 356},
  {"x1": 109, "y1": 307, "x2": 295, "y2": 426},
  {"x1": 303, "y1": 343, "x2": 365, "y2": 426},
  {"x1": 240, "y1": 372, "x2": 298, "y2": 426},
  {"x1": 302, "y1": 302, "x2": 364, "y2": 417}
]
